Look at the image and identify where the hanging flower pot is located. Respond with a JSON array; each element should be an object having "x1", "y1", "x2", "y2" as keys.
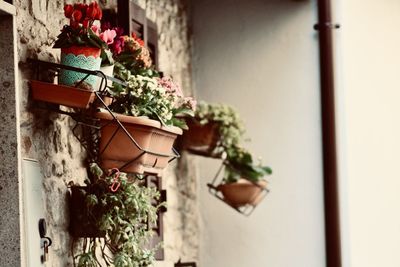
[
  {"x1": 96, "y1": 111, "x2": 182, "y2": 175},
  {"x1": 180, "y1": 102, "x2": 245, "y2": 157},
  {"x1": 70, "y1": 163, "x2": 164, "y2": 266},
  {"x1": 30, "y1": 80, "x2": 96, "y2": 109},
  {"x1": 217, "y1": 179, "x2": 268, "y2": 208},
  {"x1": 181, "y1": 119, "x2": 220, "y2": 156},
  {"x1": 59, "y1": 46, "x2": 102, "y2": 88},
  {"x1": 53, "y1": 1, "x2": 107, "y2": 89}
]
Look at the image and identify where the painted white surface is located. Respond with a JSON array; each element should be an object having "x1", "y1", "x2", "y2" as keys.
[
  {"x1": 191, "y1": 0, "x2": 326, "y2": 266},
  {"x1": 22, "y1": 159, "x2": 45, "y2": 267},
  {"x1": 0, "y1": 0, "x2": 16, "y2": 16},
  {"x1": 336, "y1": 1, "x2": 400, "y2": 266}
]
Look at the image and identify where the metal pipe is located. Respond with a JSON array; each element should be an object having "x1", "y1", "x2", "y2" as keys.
[{"x1": 315, "y1": 0, "x2": 342, "y2": 266}]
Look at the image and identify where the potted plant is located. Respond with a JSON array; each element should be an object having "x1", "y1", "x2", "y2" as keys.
[
  {"x1": 54, "y1": 2, "x2": 107, "y2": 88},
  {"x1": 181, "y1": 102, "x2": 245, "y2": 157},
  {"x1": 96, "y1": 74, "x2": 196, "y2": 175},
  {"x1": 69, "y1": 164, "x2": 164, "y2": 267},
  {"x1": 180, "y1": 101, "x2": 273, "y2": 208},
  {"x1": 30, "y1": 2, "x2": 108, "y2": 109},
  {"x1": 217, "y1": 146, "x2": 272, "y2": 207},
  {"x1": 113, "y1": 33, "x2": 158, "y2": 78}
]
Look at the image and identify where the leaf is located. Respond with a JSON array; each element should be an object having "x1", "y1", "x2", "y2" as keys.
[
  {"x1": 86, "y1": 35, "x2": 101, "y2": 48},
  {"x1": 89, "y1": 163, "x2": 103, "y2": 177},
  {"x1": 100, "y1": 49, "x2": 114, "y2": 65},
  {"x1": 174, "y1": 107, "x2": 194, "y2": 117},
  {"x1": 262, "y1": 166, "x2": 273, "y2": 175},
  {"x1": 170, "y1": 118, "x2": 188, "y2": 129},
  {"x1": 85, "y1": 194, "x2": 98, "y2": 207}
]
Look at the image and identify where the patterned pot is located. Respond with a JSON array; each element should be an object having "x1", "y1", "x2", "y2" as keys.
[{"x1": 59, "y1": 46, "x2": 101, "y2": 89}]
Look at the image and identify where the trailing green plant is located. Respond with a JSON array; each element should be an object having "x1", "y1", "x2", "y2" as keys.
[
  {"x1": 72, "y1": 164, "x2": 164, "y2": 267},
  {"x1": 194, "y1": 101, "x2": 245, "y2": 153},
  {"x1": 192, "y1": 102, "x2": 272, "y2": 183},
  {"x1": 224, "y1": 145, "x2": 272, "y2": 183}
]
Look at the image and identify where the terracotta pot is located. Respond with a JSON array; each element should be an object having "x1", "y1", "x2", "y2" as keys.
[
  {"x1": 59, "y1": 46, "x2": 101, "y2": 88},
  {"x1": 96, "y1": 112, "x2": 183, "y2": 175},
  {"x1": 30, "y1": 80, "x2": 95, "y2": 109},
  {"x1": 68, "y1": 186, "x2": 105, "y2": 238},
  {"x1": 217, "y1": 179, "x2": 268, "y2": 208},
  {"x1": 181, "y1": 119, "x2": 220, "y2": 155}
]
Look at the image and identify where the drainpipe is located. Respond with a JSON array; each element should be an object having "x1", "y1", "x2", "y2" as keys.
[{"x1": 314, "y1": 0, "x2": 342, "y2": 266}]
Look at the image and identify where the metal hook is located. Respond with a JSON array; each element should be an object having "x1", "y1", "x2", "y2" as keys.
[{"x1": 109, "y1": 168, "x2": 121, "y2": 192}]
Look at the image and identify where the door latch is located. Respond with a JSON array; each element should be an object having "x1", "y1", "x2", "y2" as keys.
[{"x1": 39, "y1": 218, "x2": 52, "y2": 263}]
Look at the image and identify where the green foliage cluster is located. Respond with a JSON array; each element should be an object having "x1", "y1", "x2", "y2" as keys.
[
  {"x1": 224, "y1": 146, "x2": 272, "y2": 183},
  {"x1": 74, "y1": 164, "x2": 164, "y2": 267},
  {"x1": 194, "y1": 101, "x2": 272, "y2": 183},
  {"x1": 53, "y1": 26, "x2": 106, "y2": 49},
  {"x1": 113, "y1": 54, "x2": 159, "y2": 78},
  {"x1": 195, "y1": 101, "x2": 245, "y2": 152}
]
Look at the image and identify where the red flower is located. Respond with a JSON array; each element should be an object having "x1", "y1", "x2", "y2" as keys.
[
  {"x1": 114, "y1": 27, "x2": 124, "y2": 37},
  {"x1": 132, "y1": 32, "x2": 145, "y2": 47},
  {"x1": 111, "y1": 36, "x2": 125, "y2": 55},
  {"x1": 72, "y1": 10, "x2": 83, "y2": 22},
  {"x1": 64, "y1": 4, "x2": 74, "y2": 18},
  {"x1": 70, "y1": 20, "x2": 79, "y2": 29},
  {"x1": 86, "y1": 2, "x2": 102, "y2": 20},
  {"x1": 82, "y1": 18, "x2": 90, "y2": 29},
  {"x1": 73, "y1": 3, "x2": 87, "y2": 11},
  {"x1": 86, "y1": 4, "x2": 97, "y2": 20},
  {"x1": 101, "y1": 21, "x2": 111, "y2": 32},
  {"x1": 95, "y1": 7, "x2": 102, "y2": 20}
]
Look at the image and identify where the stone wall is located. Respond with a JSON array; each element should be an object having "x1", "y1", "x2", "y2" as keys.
[{"x1": 14, "y1": 0, "x2": 199, "y2": 266}]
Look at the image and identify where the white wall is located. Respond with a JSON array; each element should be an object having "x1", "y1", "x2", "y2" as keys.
[
  {"x1": 191, "y1": 0, "x2": 326, "y2": 266},
  {"x1": 336, "y1": 1, "x2": 400, "y2": 266}
]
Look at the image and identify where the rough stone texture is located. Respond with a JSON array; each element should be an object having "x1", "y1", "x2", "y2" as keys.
[
  {"x1": 16, "y1": 0, "x2": 101, "y2": 266},
  {"x1": 0, "y1": 14, "x2": 21, "y2": 267},
  {"x1": 13, "y1": 0, "x2": 199, "y2": 266}
]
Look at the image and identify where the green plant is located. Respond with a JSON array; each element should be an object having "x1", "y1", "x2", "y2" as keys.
[
  {"x1": 109, "y1": 74, "x2": 196, "y2": 129},
  {"x1": 72, "y1": 164, "x2": 164, "y2": 267},
  {"x1": 193, "y1": 102, "x2": 272, "y2": 183},
  {"x1": 224, "y1": 145, "x2": 272, "y2": 183},
  {"x1": 194, "y1": 101, "x2": 245, "y2": 153}
]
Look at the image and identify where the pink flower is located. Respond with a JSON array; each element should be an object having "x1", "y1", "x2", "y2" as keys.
[
  {"x1": 100, "y1": 29, "x2": 117, "y2": 45},
  {"x1": 158, "y1": 77, "x2": 184, "y2": 97},
  {"x1": 185, "y1": 97, "x2": 197, "y2": 111},
  {"x1": 110, "y1": 36, "x2": 125, "y2": 55},
  {"x1": 114, "y1": 27, "x2": 124, "y2": 37},
  {"x1": 91, "y1": 25, "x2": 100, "y2": 36}
]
